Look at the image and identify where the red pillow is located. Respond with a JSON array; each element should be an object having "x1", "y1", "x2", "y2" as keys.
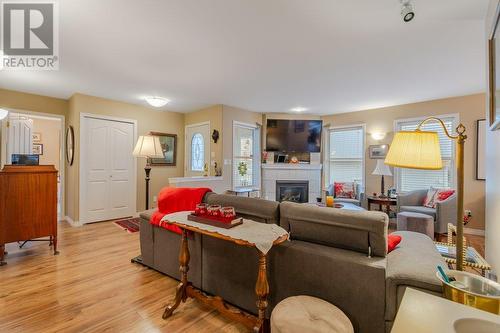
[
  {"x1": 435, "y1": 189, "x2": 455, "y2": 203},
  {"x1": 388, "y1": 234, "x2": 402, "y2": 253},
  {"x1": 334, "y1": 182, "x2": 356, "y2": 199}
]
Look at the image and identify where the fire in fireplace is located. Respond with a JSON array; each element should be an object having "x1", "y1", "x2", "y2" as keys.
[{"x1": 276, "y1": 181, "x2": 309, "y2": 203}]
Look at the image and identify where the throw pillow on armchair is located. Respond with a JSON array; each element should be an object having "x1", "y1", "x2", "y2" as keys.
[{"x1": 334, "y1": 182, "x2": 356, "y2": 199}]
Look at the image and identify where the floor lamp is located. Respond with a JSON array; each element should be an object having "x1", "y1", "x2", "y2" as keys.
[
  {"x1": 133, "y1": 135, "x2": 164, "y2": 210},
  {"x1": 384, "y1": 117, "x2": 466, "y2": 271}
]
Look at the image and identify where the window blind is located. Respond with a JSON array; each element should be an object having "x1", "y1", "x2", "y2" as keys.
[
  {"x1": 396, "y1": 116, "x2": 456, "y2": 192},
  {"x1": 328, "y1": 126, "x2": 364, "y2": 185}
]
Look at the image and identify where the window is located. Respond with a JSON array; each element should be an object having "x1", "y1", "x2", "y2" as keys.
[
  {"x1": 395, "y1": 115, "x2": 457, "y2": 192},
  {"x1": 191, "y1": 133, "x2": 204, "y2": 171},
  {"x1": 328, "y1": 126, "x2": 365, "y2": 186},
  {"x1": 233, "y1": 122, "x2": 260, "y2": 188}
]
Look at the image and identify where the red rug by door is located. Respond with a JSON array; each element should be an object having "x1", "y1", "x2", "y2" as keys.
[{"x1": 113, "y1": 217, "x2": 140, "y2": 233}]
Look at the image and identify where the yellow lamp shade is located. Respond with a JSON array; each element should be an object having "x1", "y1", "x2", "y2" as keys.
[{"x1": 384, "y1": 131, "x2": 443, "y2": 170}]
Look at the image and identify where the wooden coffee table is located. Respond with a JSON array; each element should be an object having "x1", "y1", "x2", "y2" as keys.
[{"x1": 367, "y1": 196, "x2": 397, "y2": 214}]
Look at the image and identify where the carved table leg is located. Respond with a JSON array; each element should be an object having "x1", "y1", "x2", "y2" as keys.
[
  {"x1": 163, "y1": 229, "x2": 190, "y2": 319},
  {"x1": 255, "y1": 252, "x2": 269, "y2": 333}
]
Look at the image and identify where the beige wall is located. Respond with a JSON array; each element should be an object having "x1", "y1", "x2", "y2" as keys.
[
  {"x1": 321, "y1": 93, "x2": 486, "y2": 230},
  {"x1": 66, "y1": 93, "x2": 185, "y2": 221},
  {"x1": 222, "y1": 105, "x2": 262, "y2": 189},
  {"x1": 485, "y1": 0, "x2": 500, "y2": 274},
  {"x1": 32, "y1": 117, "x2": 61, "y2": 171},
  {"x1": 184, "y1": 105, "x2": 223, "y2": 176},
  {"x1": 0, "y1": 88, "x2": 68, "y2": 116}
]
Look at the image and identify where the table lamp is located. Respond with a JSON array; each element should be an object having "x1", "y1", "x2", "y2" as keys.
[
  {"x1": 372, "y1": 160, "x2": 392, "y2": 198},
  {"x1": 133, "y1": 135, "x2": 164, "y2": 210},
  {"x1": 384, "y1": 117, "x2": 467, "y2": 271}
]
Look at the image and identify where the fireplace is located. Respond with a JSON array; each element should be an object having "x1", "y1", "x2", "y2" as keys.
[{"x1": 276, "y1": 181, "x2": 309, "y2": 203}]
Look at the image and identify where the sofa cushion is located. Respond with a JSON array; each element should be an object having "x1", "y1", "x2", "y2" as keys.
[
  {"x1": 280, "y1": 201, "x2": 388, "y2": 257},
  {"x1": 385, "y1": 231, "x2": 445, "y2": 321},
  {"x1": 203, "y1": 192, "x2": 280, "y2": 224},
  {"x1": 399, "y1": 206, "x2": 436, "y2": 220}
]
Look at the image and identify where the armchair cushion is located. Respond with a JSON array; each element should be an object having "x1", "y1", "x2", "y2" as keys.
[{"x1": 399, "y1": 206, "x2": 436, "y2": 220}]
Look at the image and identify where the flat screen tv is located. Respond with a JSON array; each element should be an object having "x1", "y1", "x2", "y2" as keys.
[{"x1": 266, "y1": 119, "x2": 322, "y2": 152}]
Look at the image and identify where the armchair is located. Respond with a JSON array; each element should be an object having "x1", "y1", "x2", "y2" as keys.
[
  {"x1": 397, "y1": 189, "x2": 457, "y2": 234},
  {"x1": 326, "y1": 182, "x2": 365, "y2": 207}
]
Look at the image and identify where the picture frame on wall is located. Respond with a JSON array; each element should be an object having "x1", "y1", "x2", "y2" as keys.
[
  {"x1": 369, "y1": 144, "x2": 389, "y2": 159},
  {"x1": 148, "y1": 132, "x2": 177, "y2": 166},
  {"x1": 476, "y1": 119, "x2": 486, "y2": 180},
  {"x1": 32, "y1": 132, "x2": 42, "y2": 142},
  {"x1": 488, "y1": 3, "x2": 500, "y2": 130},
  {"x1": 33, "y1": 143, "x2": 43, "y2": 155}
]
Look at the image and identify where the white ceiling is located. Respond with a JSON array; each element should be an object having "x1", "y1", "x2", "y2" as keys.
[{"x1": 0, "y1": 0, "x2": 489, "y2": 114}]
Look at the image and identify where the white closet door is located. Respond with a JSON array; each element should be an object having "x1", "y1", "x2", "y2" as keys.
[{"x1": 82, "y1": 117, "x2": 135, "y2": 223}]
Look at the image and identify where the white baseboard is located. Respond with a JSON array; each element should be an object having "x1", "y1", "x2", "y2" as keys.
[
  {"x1": 464, "y1": 227, "x2": 485, "y2": 236},
  {"x1": 64, "y1": 216, "x2": 83, "y2": 227}
]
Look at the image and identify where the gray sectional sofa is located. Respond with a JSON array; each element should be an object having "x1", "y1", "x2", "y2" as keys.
[{"x1": 139, "y1": 192, "x2": 445, "y2": 333}]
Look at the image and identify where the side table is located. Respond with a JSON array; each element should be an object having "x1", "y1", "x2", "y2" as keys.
[
  {"x1": 367, "y1": 196, "x2": 397, "y2": 214},
  {"x1": 161, "y1": 214, "x2": 288, "y2": 333}
]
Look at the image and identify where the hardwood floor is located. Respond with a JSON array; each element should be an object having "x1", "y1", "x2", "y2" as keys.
[{"x1": 0, "y1": 221, "x2": 248, "y2": 333}]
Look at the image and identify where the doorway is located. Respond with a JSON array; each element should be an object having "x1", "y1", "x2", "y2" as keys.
[
  {"x1": 1, "y1": 111, "x2": 65, "y2": 219},
  {"x1": 79, "y1": 114, "x2": 137, "y2": 224},
  {"x1": 185, "y1": 122, "x2": 210, "y2": 177}
]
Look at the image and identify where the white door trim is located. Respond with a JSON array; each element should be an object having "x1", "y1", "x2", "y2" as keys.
[
  {"x1": 0, "y1": 108, "x2": 66, "y2": 219},
  {"x1": 184, "y1": 121, "x2": 210, "y2": 176},
  {"x1": 79, "y1": 112, "x2": 138, "y2": 224}
]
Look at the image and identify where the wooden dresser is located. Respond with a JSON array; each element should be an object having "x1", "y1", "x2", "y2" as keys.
[{"x1": 0, "y1": 165, "x2": 59, "y2": 265}]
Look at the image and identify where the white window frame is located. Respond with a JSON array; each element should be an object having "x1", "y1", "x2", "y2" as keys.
[
  {"x1": 232, "y1": 120, "x2": 261, "y2": 190},
  {"x1": 326, "y1": 123, "x2": 366, "y2": 188},
  {"x1": 393, "y1": 114, "x2": 459, "y2": 193}
]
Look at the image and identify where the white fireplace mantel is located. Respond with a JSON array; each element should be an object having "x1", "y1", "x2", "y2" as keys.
[{"x1": 261, "y1": 163, "x2": 322, "y2": 170}]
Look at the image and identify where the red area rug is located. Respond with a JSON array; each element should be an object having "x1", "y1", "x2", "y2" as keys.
[{"x1": 113, "y1": 217, "x2": 140, "y2": 233}]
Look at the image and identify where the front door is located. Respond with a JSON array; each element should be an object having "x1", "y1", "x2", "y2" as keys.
[
  {"x1": 185, "y1": 122, "x2": 210, "y2": 177},
  {"x1": 81, "y1": 116, "x2": 136, "y2": 223}
]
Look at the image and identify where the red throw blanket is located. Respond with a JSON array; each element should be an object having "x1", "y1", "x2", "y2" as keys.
[{"x1": 150, "y1": 187, "x2": 212, "y2": 234}]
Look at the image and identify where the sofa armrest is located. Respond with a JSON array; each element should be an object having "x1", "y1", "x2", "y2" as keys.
[
  {"x1": 396, "y1": 189, "x2": 427, "y2": 211},
  {"x1": 385, "y1": 231, "x2": 446, "y2": 322},
  {"x1": 435, "y1": 194, "x2": 457, "y2": 233}
]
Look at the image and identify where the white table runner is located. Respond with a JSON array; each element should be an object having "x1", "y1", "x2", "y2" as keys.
[{"x1": 161, "y1": 211, "x2": 289, "y2": 254}]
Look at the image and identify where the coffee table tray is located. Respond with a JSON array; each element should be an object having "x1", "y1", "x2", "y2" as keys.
[{"x1": 187, "y1": 213, "x2": 243, "y2": 229}]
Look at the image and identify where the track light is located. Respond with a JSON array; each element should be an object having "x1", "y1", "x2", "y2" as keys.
[{"x1": 400, "y1": 0, "x2": 415, "y2": 22}]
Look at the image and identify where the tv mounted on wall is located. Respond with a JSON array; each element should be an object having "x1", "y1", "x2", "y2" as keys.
[{"x1": 266, "y1": 119, "x2": 322, "y2": 152}]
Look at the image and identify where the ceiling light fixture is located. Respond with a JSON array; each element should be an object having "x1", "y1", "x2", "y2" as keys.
[
  {"x1": 0, "y1": 109, "x2": 9, "y2": 120},
  {"x1": 400, "y1": 0, "x2": 415, "y2": 22},
  {"x1": 291, "y1": 107, "x2": 308, "y2": 112},
  {"x1": 145, "y1": 96, "x2": 170, "y2": 108}
]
